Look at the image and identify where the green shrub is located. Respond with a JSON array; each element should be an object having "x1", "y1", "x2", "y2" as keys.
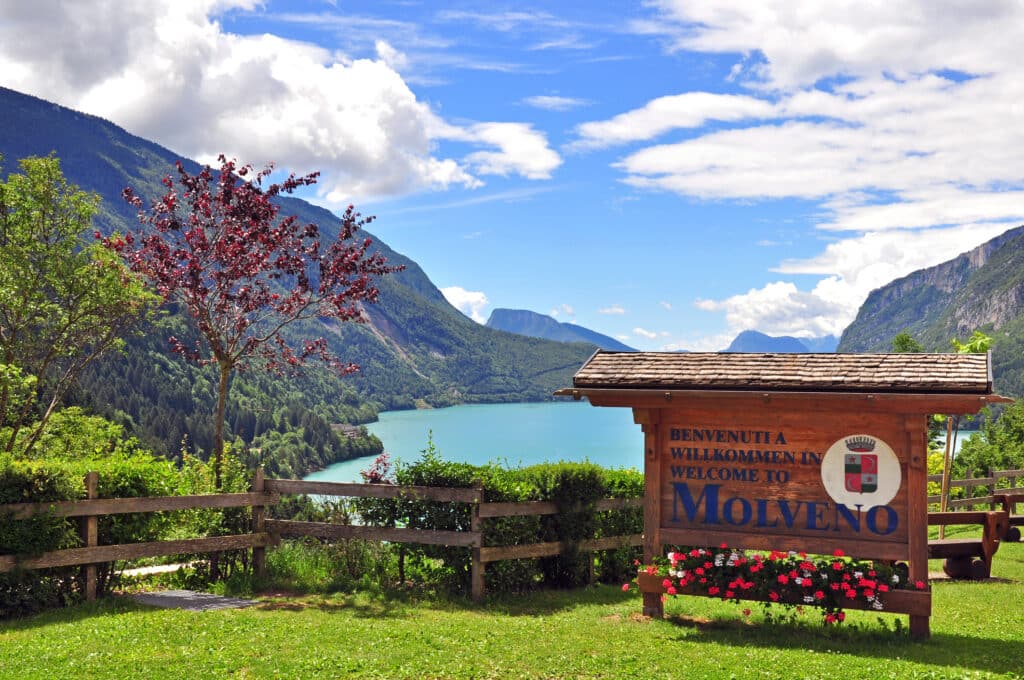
[
  {"x1": 343, "y1": 440, "x2": 643, "y2": 595},
  {"x1": 0, "y1": 410, "x2": 179, "y2": 618}
]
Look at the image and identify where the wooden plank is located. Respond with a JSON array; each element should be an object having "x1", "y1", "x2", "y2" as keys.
[
  {"x1": 478, "y1": 534, "x2": 643, "y2": 563},
  {"x1": 479, "y1": 540, "x2": 569, "y2": 562},
  {"x1": 904, "y1": 416, "x2": 931, "y2": 640},
  {"x1": 470, "y1": 486, "x2": 484, "y2": 601},
  {"x1": 0, "y1": 533, "x2": 278, "y2": 573},
  {"x1": 656, "y1": 410, "x2": 910, "y2": 547},
  {"x1": 658, "y1": 526, "x2": 911, "y2": 562},
  {"x1": 954, "y1": 478, "x2": 996, "y2": 488},
  {"x1": 251, "y1": 468, "x2": 267, "y2": 578},
  {"x1": 640, "y1": 408, "x2": 662, "y2": 566},
  {"x1": 640, "y1": 575, "x2": 931, "y2": 618},
  {"x1": 266, "y1": 519, "x2": 480, "y2": 547},
  {"x1": 264, "y1": 479, "x2": 480, "y2": 503},
  {"x1": 928, "y1": 539, "x2": 984, "y2": 559},
  {"x1": 928, "y1": 511, "x2": 996, "y2": 525},
  {"x1": 581, "y1": 388, "x2": 1005, "y2": 416},
  {"x1": 478, "y1": 500, "x2": 557, "y2": 517},
  {"x1": 3, "y1": 491, "x2": 279, "y2": 519},
  {"x1": 82, "y1": 472, "x2": 98, "y2": 602},
  {"x1": 581, "y1": 534, "x2": 643, "y2": 551},
  {"x1": 477, "y1": 497, "x2": 642, "y2": 518},
  {"x1": 948, "y1": 497, "x2": 996, "y2": 510}
]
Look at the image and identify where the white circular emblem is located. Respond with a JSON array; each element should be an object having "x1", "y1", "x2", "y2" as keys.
[{"x1": 820, "y1": 434, "x2": 901, "y2": 508}]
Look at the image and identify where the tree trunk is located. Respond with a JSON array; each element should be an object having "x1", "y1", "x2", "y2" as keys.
[{"x1": 214, "y1": 361, "x2": 232, "y2": 489}]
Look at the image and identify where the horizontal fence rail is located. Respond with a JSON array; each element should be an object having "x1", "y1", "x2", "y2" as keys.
[
  {"x1": 266, "y1": 519, "x2": 479, "y2": 548},
  {"x1": 264, "y1": 479, "x2": 481, "y2": 503},
  {"x1": 4, "y1": 492, "x2": 280, "y2": 520},
  {"x1": 927, "y1": 469, "x2": 1024, "y2": 509}
]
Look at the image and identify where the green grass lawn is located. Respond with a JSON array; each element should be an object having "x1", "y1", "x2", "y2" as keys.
[{"x1": 3, "y1": 541, "x2": 1023, "y2": 679}]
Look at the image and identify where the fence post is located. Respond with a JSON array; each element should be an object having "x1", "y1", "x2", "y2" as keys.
[
  {"x1": 989, "y1": 468, "x2": 996, "y2": 510},
  {"x1": 252, "y1": 467, "x2": 266, "y2": 578},
  {"x1": 471, "y1": 484, "x2": 484, "y2": 601},
  {"x1": 82, "y1": 471, "x2": 99, "y2": 601}
]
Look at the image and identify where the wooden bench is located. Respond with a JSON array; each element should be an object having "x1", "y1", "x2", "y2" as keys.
[
  {"x1": 927, "y1": 510, "x2": 1008, "y2": 579},
  {"x1": 994, "y1": 492, "x2": 1024, "y2": 542}
]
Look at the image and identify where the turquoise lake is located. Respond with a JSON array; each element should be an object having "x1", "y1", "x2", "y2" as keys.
[
  {"x1": 302, "y1": 400, "x2": 977, "y2": 483},
  {"x1": 304, "y1": 400, "x2": 643, "y2": 483}
]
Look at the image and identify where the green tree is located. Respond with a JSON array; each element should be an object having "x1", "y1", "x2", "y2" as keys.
[
  {"x1": 892, "y1": 331, "x2": 924, "y2": 353},
  {"x1": 0, "y1": 155, "x2": 157, "y2": 455},
  {"x1": 951, "y1": 330, "x2": 992, "y2": 354},
  {"x1": 955, "y1": 401, "x2": 1024, "y2": 475}
]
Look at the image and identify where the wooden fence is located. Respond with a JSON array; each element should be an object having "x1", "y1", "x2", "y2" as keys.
[
  {"x1": 8, "y1": 466, "x2": 1022, "y2": 604},
  {"x1": 927, "y1": 468, "x2": 1024, "y2": 509},
  {"x1": 0, "y1": 471, "x2": 642, "y2": 601}
]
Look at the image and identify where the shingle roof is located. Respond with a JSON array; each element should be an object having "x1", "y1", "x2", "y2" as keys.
[{"x1": 572, "y1": 351, "x2": 993, "y2": 394}]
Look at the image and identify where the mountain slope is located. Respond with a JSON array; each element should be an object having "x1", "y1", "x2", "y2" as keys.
[
  {"x1": 486, "y1": 308, "x2": 635, "y2": 351},
  {"x1": 724, "y1": 330, "x2": 818, "y2": 353},
  {"x1": 0, "y1": 87, "x2": 592, "y2": 471},
  {"x1": 838, "y1": 225, "x2": 1024, "y2": 395}
]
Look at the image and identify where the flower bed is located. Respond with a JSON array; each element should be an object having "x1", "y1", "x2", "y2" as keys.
[{"x1": 627, "y1": 545, "x2": 930, "y2": 625}]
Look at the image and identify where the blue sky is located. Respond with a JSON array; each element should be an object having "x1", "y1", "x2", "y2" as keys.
[{"x1": 3, "y1": 1, "x2": 1024, "y2": 350}]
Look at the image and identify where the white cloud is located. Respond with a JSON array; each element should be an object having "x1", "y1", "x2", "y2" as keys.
[
  {"x1": 441, "y1": 286, "x2": 490, "y2": 324},
  {"x1": 550, "y1": 304, "x2": 575, "y2": 319},
  {"x1": 574, "y1": 92, "x2": 774, "y2": 149},
  {"x1": 659, "y1": 301, "x2": 672, "y2": 310},
  {"x1": 0, "y1": 0, "x2": 561, "y2": 203},
  {"x1": 604, "y1": 2, "x2": 1024, "y2": 213},
  {"x1": 633, "y1": 327, "x2": 658, "y2": 339},
  {"x1": 436, "y1": 10, "x2": 568, "y2": 33},
  {"x1": 459, "y1": 123, "x2": 563, "y2": 180},
  {"x1": 695, "y1": 223, "x2": 1014, "y2": 339},
  {"x1": 523, "y1": 95, "x2": 590, "y2": 111},
  {"x1": 374, "y1": 39, "x2": 408, "y2": 72},
  {"x1": 641, "y1": 1, "x2": 1023, "y2": 91},
  {"x1": 529, "y1": 35, "x2": 594, "y2": 51},
  {"x1": 599, "y1": 305, "x2": 626, "y2": 315}
]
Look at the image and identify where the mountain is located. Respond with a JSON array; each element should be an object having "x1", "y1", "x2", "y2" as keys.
[
  {"x1": 485, "y1": 309, "x2": 636, "y2": 351},
  {"x1": 838, "y1": 225, "x2": 1024, "y2": 395},
  {"x1": 0, "y1": 87, "x2": 594, "y2": 474},
  {"x1": 723, "y1": 330, "x2": 838, "y2": 353},
  {"x1": 800, "y1": 335, "x2": 840, "y2": 353}
]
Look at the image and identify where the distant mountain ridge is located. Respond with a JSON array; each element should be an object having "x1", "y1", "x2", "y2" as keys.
[
  {"x1": 485, "y1": 309, "x2": 636, "y2": 351},
  {"x1": 838, "y1": 225, "x2": 1024, "y2": 395},
  {"x1": 723, "y1": 330, "x2": 838, "y2": 353},
  {"x1": 0, "y1": 86, "x2": 594, "y2": 471}
]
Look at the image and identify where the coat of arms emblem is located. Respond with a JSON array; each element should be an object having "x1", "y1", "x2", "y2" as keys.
[{"x1": 844, "y1": 436, "x2": 878, "y2": 493}]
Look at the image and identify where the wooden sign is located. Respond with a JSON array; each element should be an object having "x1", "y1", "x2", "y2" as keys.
[
  {"x1": 560, "y1": 350, "x2": 1010, "y2": 639},
  {"x1": 657, "y1": 410, "x2": 910, "y2": 560}
]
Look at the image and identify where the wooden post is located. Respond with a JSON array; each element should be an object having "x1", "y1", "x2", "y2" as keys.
[
  {"x1": 82, "y1": 471, "x2": 99, "y2": 601},
  {"x1": 939, "y1": 416, "x2": 954, "y2": 539},
  {"x1": 635, "y1": 407, "x2": 663, "y2": 618},
  {"x1": 905, "y1": 417, "x2": 931, "y2": 639},
  {"x1": 252, "y1": 467, "x2": 266, "y2": 578},
  {"x1": 471, "y1": 485, "x2": 484, "y2": 601},
  {"x1": 989, "y1": 468, "x2": 996, "y2": 510}
]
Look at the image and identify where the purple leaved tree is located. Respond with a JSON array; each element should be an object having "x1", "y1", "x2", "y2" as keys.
[{"x1": 106, "y1": 155, "x2": 400, "y2": 486}]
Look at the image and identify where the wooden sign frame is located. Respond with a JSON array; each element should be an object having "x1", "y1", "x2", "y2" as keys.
[{"x1": 562, "y1": 351, "x2": 1009, "y2": 640}]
